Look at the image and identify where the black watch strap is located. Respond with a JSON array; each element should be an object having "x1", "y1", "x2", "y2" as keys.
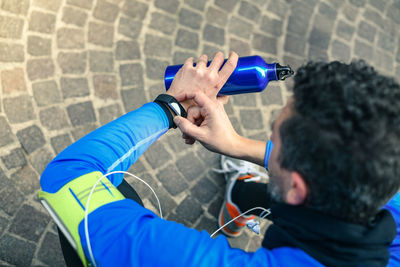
[{"x1": 154, "y1": 94, "x2": 187, "y2": 128}]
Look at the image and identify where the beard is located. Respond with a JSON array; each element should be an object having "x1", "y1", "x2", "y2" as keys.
[{"x1": 267, "y1": 167, "x2": 286, "y2": 203}]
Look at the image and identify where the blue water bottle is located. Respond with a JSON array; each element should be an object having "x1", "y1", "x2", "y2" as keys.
[{"x1": 164, "y1": 55, "x2": 294, "y2": 95}]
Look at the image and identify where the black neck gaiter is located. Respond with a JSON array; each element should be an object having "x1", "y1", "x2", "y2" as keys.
[{"x1": 262, "y1": 203, "x2": 396, "y2": 267}]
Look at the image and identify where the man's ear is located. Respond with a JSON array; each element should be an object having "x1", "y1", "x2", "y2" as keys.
[{"x1": 285, "y1": 171, "x2": 308, "y2": 205}]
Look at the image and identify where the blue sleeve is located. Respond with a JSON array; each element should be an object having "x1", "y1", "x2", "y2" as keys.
[
  {"x1": 384, "y1": 193, "x2": 400, "y2": 266},
  {"x1": 40, "y1": 102, "x2": 169, "y2": 193}
]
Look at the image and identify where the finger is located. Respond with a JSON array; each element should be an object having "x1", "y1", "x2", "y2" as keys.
[
  {"x1": 174, "y1": 116, "x2": 203, "y2": 140},
  {"x1": 218, "y1": 51, "x2": 238, "y2": 87},
  {"x1": 187, "y1": 106, "x2": 202, "y2": 123},
  {"x1": 196, "y1": 54, "x2": 208, "y2": 69},
  {"x1": 217, "y1": 95, "x2": 230, "y2": 105},
  {"x1": 208, "y1": 51, "x2": 224, "y2": 72},
  {"x1": 183, "y1": 57, "x2": 194, "y2": 68}
]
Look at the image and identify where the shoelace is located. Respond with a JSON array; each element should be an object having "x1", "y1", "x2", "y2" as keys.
[{"x1": 213, "y1": 155, "x2": 269, "y2": 183}]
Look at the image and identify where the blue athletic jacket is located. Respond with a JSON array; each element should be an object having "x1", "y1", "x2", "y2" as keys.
[{"x1": 40, "y1": 102, "x2": 400, "y2": 266}]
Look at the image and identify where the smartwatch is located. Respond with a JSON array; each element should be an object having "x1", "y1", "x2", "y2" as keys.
[{"x1": 154, "y1": 94, "x2": 187, "y2": 128}]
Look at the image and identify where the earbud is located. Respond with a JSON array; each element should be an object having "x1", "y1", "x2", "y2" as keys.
[{"x1": 246, "y1": 219, "x2": 260, "y2": 234}]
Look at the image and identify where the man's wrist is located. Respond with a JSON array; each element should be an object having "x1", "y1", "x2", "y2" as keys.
[{"x1": 154, "y1": 94, "x2": 187, "y2": 128}]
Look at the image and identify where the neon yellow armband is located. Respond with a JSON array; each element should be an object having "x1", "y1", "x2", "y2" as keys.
[{"x1": 38, "y1": 171, "x2": 125, "y2": 267}]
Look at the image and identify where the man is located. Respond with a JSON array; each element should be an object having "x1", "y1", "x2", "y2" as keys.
[{"x1": 39, "y1": 52, "x2": 400, "y2": 266}]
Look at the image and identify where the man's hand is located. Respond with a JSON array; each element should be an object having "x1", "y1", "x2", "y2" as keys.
[{"x1": 166, "y1": 51, "x2": 238, "y2": 110}]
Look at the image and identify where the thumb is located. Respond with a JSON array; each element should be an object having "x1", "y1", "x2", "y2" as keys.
[{"x1": 174, "y1": 116, "x2": 202, "y2": 140}]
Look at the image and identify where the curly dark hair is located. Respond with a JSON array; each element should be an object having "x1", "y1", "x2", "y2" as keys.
[{"x1": 278, "y1": 60, "x2": 400, "y2": 224}]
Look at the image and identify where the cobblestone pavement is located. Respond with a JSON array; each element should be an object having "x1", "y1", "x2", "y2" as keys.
[{"x1": 0, "y1": 0, "x2": 400, "y2": 265}]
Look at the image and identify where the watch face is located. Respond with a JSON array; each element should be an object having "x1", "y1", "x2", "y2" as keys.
[{"x1": 168, "y1": 102, "x2": 181, "y2": 116}]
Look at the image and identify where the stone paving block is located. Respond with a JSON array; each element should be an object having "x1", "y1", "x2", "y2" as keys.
[
  {"x1": 118, "y1": 17, "x2": 142, "y2": 38},
  {"x1": 179, "y1": 8, "x2": 202, "y2": 30},
  {"x1": 240, "y1": 109, "x2": 264, "y2": 130},
  {"x1": 184, "y1": 0, "x2": 207, "y2": 11},
  {"x1": 147, "y1": 180, "x2": 177, "y2": 216},
  {"x1": 57, "y1": 28, "x2": 85, "y2": 49},
  {"x1": 318, "y1": 2, "x2": 337, "y2": 19},
  {"x1": 306, "y1": 45, "x2": 329, "y2": 61},
  {"x1": 252, "y1": 33, "x2": 277, "y2": 55},
  {"x1": 17, "y1": 125, "x2": 45, "y2": 154},
  {"x1": 28, "y1": 35, "x2": 51, "y2": 56},
  {"x1": 71, "y1": 124, "x2": 98, "y2": 141},
  {"x1": 261, "y1": 85, "x2": 283, "y2": 106},
  {"x1": 4, "y1": 95, "x2": 35, "y2": 124},
  {"x1": 286, "y1": 2, "x2": 313, "y2": 37},
  {"x1": 229, "y1": 38, "x2": 252, "y2": 56},
  {"x1": 1, "y1": 0, "x2": 29, "y2": 15},
  {"x1": 99, "y1": 103, "x2": 122, "y2": 125},
  {"x1": 349, "y1": 0, "x2": 366, "y2": 7},
  {"x1": 116, "y1": 40, "x2": 141, "y2": 60},
  {"x1": 191, "y1": 176, "x2": 219, "y2": 204},
  {"x1": 145, "y1": 58, "x2": 169, "y2": 79},
  {"x1": 144, "y1": 34, "x2": 172, "y2": 58},
  {"x1": 206, "y1": 6, "x2": 228, "y2": 27},
  {"x1": 247, "y1": 234, "x2": 263, "y2": 252},
  {"x1": 357, "y1": 21, "x2": 376, "y2": 43},
  {"x1": 266, "y1": 1, "x2": 289, "y2": 17},
  {"x1": 232, "y1": 94, "x2": 257, "y2": 106},
  {"x1": 0, "y1": 167, "x2": 8, "y2": 186},
  {"x1": 1, "y1": 148, "x2": 26, "y2": 170},
  {"x1": 67, "y1": 0, "x2": 93, "y2": 9},
  {"x1": 195, "y1": 216, "x2": 217, "y2": 235},
  {"x1": 121, "y1": 88, "x2": 148, "y2": 112},
  {"x1": 88, "y1": 22, "x2": 114, "y2": 47},
  {"x1": 89, "y1": 51, "x2": 114, "y2": 72},
  {"x1": 172, "y1": 51, "x2": 196, "y2": 64},
  {"x1": 202, "y1": 44, "x2": 221, "y2": 58},
  {"x1": 1, "y1": 67, "x2": 27, "y2": 94},
  {"x1": 0, "y1": 234, "x2": 35, "y2": 266},
  {"x1": 0, "y1": 116, "x2": 15, "y2": 148},
  {"x1": 62, "y1": 6, "x2": 87, "y2": 27},
  {"x1": 67, "y1": 101, "x2": 96, "y2": 126},
  {"x1": 29, "y1": 11, "x2": 56, "y2": 34},
  {"x1": 373, "y1": 49, "x2": 394, "y2": 72},
  {"x1": 33, "y1": 0, "x2": 62, "y2": 11},
  {"x1": 362, "y1": 8, "x2": 383, "y2": 28},
  {"x1": 228, "y1": 16, "x2": 253, "y2": 39},
  {"x1": 228, "y1": 230, "x2": 252, "y2": 249},
  {"x1": 341, "y1": 3, "x2": 358, "y2": 22},
  {"x1": 354, "y1": 39, "x2": 374, "y2": 61},
  {"x1": 176, "y1": 196, "x2": 203, "y2": 224},
  {"x1": 259, "y1": 15, "x2": 283, "y2": 37},
  {"x1": 143, "y1": 142, "x2": 172, "y2": 169},
  {"x1": 0, "y1": 42, "x2": 24, "y2": 62},
  {"x1": 27, "y1": 58, "x2": 55, "y2": 81},
  {"x1": 57, "y1": 52, "x2": 87, "y2": 74},
  {"x1": 328, "y1": 0, "x2": 345, "y2": 8},
  {"x1": 93, "y1": 0, "x2": 119, "y2": 23},
  {"x1": 209, "y1": 198, "x2": 225, "y2": 218},
  {"x1": 10, "y1": 165, "x2": 40, "y2": 194},
  {"x1": 309, "y1": 15, "x2": 334, "y2": 50},
  {"x1": 0, "y1": 216, "x2": 8, "y2": 236},
  {"x1": 32, "y1": 80, "x2": 62, "y2": 107},
  {"x1": 284, "y1": 34, "x2": 306, "y2": 57},
  {"x1": 331, "y1": 39, "x2": 351, "y2": 62},
  {"x1": 39, "y1": 106, "x2": 70, "y2": 130},
  {"x1": 367, "y1": 0, "x2": 387, "y2": 12},
  {"x1": 336, "y1": 20, "x2": 355, "y2": 41},
  {"x1": 203, "y1": 24, "x2": 225, "y2": 46},
  {"x1": 175, "y1": 28, "x2": 199, "y2": 50},
  {"x1": 215, "y1": 0, "x2": 238, "y2": 12},
  {"x1": 397, "y1": 38, "x2": 400, "y2": 63},
  {"x1": 164, "y1": 131, "x2": 190, "y2": 153},
  {"x1": 37, "y1": 232, "x2": 66, "y2": 266},
  {"x1": 196, "y1": 147, "x2": 220, "y2": 169},
  {"x1": 0, "y1": 15, "x2": 24, "y2": 39},
  {"x1": 9, "y1": 204, "x2": 49, "y2": 242},
  {"x1": 120, "y1": 63, "x2": 144, "y2": 87},
  {"x1": 0, "y1": 183, "x2": 24, "y2": 216},
  {"x1": 123, "y1": 0, "x2": 149, "y2": 19},
  {"x1": 60, "y1": 77, "x2": 89, "y2": 98},
  {"x1": 377, "y1": 32, "x2": 396, "y2": 53},
  {"x1": 149, "y1": 12, "x2": 177, "y2": 35},
  {"x1": 50, "y1": 133, "x2": 72, "y2": 154},
  {"x1": 238, "y1": 0, "x2": 261, "y2": 22},
  {"x1": 157, "y1": 163, "x2": 188, "y2": 196},
  {"x1": 93, "y1": 74, "x2": 118, "y2": 99},
  {"x1": 30, "y1": 147, "x2": 53, "y2": 174},
  {"x1": 176, "y1": 152, "x2": 206, "y2": 182},
  {"x1": 154, "y1": 0, "x2": 179, "y2": 14}
]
